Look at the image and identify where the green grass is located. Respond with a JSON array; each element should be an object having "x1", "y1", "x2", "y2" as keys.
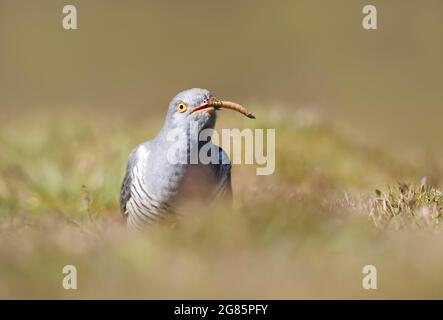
[
  {"x1": 0, "y1": 108, "x2": 443, "y2": 299},
  {"x1": 370, "y1": 181, "x2": 443, "y2": 230}
]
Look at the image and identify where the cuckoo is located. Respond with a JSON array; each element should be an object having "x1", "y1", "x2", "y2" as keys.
[{"x1": 120, "y1": 88, "x2": 255, "y2": 229}]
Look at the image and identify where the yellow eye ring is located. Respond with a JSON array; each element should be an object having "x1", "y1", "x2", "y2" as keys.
[{"x1": 176, "y1": 102, "x2": 188, "y2": 113}]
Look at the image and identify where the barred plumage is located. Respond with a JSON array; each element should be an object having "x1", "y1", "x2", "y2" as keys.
[{"x1": 120, "y1": 142, "x2": 231, "y2": 229}]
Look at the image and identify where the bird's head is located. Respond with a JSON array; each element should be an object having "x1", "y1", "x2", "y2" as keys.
[
  {"x1": 164, "y1": 88, "x2": 216, "y2": 133},
  {"x1": 163, "y1": 88, "x2": 255, "y2": 134}
]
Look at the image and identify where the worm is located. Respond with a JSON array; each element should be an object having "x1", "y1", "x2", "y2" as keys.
[{"x1": 210, "y1": 100, "x2": 256, "y2": 119}]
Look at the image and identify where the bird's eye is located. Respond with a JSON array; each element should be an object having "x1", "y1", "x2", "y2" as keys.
[{"x1": 176, "y1": 102, "x2": 188, "y2": 113}]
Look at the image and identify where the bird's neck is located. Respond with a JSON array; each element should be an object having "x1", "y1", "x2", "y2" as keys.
[{"x1": 155, "y1": 124, "x2": 214, "y2": 166}]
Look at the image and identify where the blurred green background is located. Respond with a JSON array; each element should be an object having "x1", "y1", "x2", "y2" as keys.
[{"x1": 1, "y1": 0, "x2": 442, "y2": 152}]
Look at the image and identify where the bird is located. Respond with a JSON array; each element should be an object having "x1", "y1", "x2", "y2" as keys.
[{"x1": 120, "y1": 88, "x2": 255, "y2": 229}]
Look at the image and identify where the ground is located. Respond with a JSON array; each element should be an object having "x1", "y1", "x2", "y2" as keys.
[{"x1": 0, "y1": 107, "x2": 442, "y2": 299}]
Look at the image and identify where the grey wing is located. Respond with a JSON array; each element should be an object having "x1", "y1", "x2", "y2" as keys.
[
  {"x1": 120, "y1": 147, "x2": 140, "y2": 217},
  {"x1": 210, "y1": 146, "x2": 232, "y2": 199}
]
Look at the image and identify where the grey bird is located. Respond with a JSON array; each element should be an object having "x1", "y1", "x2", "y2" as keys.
[{"x1": 120, "y1": 88, "x2": 255, "y2": 229}]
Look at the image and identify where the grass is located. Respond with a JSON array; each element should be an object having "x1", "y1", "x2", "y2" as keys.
[
  {"x1": 0, "y1": 107, "x2": 443, "y2": 299},
  {"x1": 370, "y1": 181, "x2": 443, "y2": 230}
]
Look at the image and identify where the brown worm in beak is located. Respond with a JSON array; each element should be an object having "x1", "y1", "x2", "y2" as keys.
[{"x1": 209, "y1": 100, "x2": 256, "y2": 119}]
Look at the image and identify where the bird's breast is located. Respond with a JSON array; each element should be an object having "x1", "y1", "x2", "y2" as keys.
[{"x1": 175, "y1": 164, "x2": 220, "y2": 202}]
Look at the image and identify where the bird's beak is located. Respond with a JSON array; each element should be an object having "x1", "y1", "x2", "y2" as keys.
[{"x1": 190, "y1": 99, "x2": 256, "y2": 119}]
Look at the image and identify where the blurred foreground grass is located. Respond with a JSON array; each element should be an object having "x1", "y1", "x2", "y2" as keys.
[{"x1": 0, "y1": 107, "x2": 442, "y2": 299}]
